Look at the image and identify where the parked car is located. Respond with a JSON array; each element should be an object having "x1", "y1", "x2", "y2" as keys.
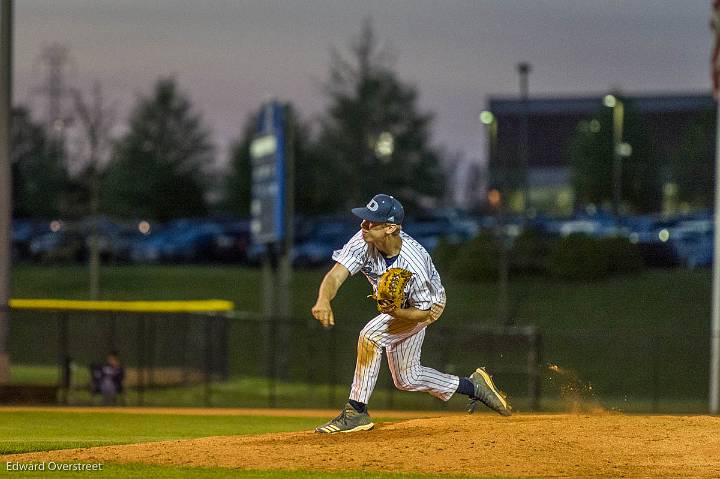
[
  {"x1": 292, "y1": 218, "x2": 355, "y2": 267},
  {"x1": 29, "y1": 229, "x2": 87, "y2": 263},
  {"x1": 541, "y1": 216, "x2": 623, "y2": 238},
  {"x1": 130, "y1": 227, "x2": 179, "y2": 263},
  {"x1": 211, "y1": 221, "x2": 251, "y2": 263},
  {"x1": 159, "y1": 223, "x2": 225, "y2": 262},
  {"x1": 667, "y1": 219, "x2": 713, "y2": 268},
  {"x1": 625, "y1": 215, "x2": 687, "y2": 268},
  {"x1": 246, "y1": 216, "x2": 354, "y2": 268},
  {"x1": 403, "y1": 214, "x2": 478, "y2": 253},
  {"x1": 12, "y1": 219, "x2": 50, "y2": 261},
  {"x1": 105, "y1": 227, "x2": 148, "y2": 263}
]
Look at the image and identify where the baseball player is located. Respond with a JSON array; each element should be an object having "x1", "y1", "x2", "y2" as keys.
[{"x1": 311, "y1": 194, "x2": 511, "y2": 434}]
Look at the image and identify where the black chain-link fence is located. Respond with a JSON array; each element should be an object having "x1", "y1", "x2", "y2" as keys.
[{"x1": 1, "y1": 308, "x2": 710, "y2": 412}]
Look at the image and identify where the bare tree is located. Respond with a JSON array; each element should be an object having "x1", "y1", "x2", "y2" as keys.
[{"x1": 72, "y1": 81, "x2": 116, "y2": 300}]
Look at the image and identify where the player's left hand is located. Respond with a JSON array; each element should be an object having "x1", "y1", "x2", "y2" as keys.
[{"x1": 311, "y1": 299, "x2": 335, "y2": 329}]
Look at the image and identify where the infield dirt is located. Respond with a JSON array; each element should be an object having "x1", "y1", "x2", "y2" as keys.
[{"x1": 6, "y1": 413, "x2": 720, "y2": 478}]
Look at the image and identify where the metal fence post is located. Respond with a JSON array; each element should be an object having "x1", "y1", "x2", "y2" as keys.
[
  {"x1": 652, "y1": 333, "x2": 660, "y2": 413},
  {"x1": 108, "y1": 312, "x2": 117, "y2": 353},
  {"x1": 528, "y1": 328, "x2": 542, "y2": 411},
  {"x1": 488, "y1": 329, "x2": 497, "y2": 372},
  {"x1": 204, "y1": 315, "x2": 212, "y2": 407},
  {"x1": 220, "y1": 314, "x2": 229, "y2": 381},
  {"x1": 57, "y1": 312, "x2": 69, "y2": 404},
  {"x1": 148, "y1": 315, "x2": 156, "y2": 388},
  {"x1": 268, "y1": 316, "x2": 277, "y2": 408},
  {"x1": 180, "y1": 314, "x2": 189, "y2": 385},
  {"x1": 304, "y1": 321, "x2": 314, "y2": 402},
  {"x1": 136, "y1": 314, "x2": 145, "y2": 406}
]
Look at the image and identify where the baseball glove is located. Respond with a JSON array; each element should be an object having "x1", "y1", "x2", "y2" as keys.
[{"x1": 369, "y1": 267, "x2": 413, "y2": 313}]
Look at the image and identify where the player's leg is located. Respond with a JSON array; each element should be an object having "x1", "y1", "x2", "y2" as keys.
[
  {"x1": 348, "y1": 313, "x2": 396, "y2": 403},
  {"x1": 386, "y1": 328, "x2": 459, "y2": 401},
  {"x1": 384, "y1": 312, "x2": 512, "y2": 416},
  {"x1": 316, "y1": 313, "x2": 392, "y2": 433},
  {"x1": 316, "y1": 312, "x2": 429, "y2": 433}
]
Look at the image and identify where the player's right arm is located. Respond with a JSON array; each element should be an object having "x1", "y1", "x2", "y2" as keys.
[{"x1": 311, "y1": 262, "x2": 350, "y2": 329}]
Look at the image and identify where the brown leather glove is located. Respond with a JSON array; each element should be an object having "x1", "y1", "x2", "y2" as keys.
[{"x1": 369, "y1": 268, "x2": 413, "y2": 313}]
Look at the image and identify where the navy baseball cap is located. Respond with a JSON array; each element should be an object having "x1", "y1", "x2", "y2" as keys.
[{"x1": 351, "y1": 194, "x2": 405, "y2": 224}]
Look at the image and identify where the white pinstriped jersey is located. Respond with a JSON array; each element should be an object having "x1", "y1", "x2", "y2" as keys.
[{"x1": 332, "y1": 230, "x2": 446, "y2": 310}]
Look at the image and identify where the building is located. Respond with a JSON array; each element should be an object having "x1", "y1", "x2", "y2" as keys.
[{"x1": 487, "y1": 93, "x2": 714, "y2": 215}]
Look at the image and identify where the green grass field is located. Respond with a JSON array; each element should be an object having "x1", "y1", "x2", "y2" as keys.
[
  {"x1": 0, "y1": 410, "x2": 321, "y2": 454},
  {"x1": 4, "y1": 464, "x2": 491, "y2": 479},
  {"x1": 0, "y1": 409, "x2": 498, "y2": 479},
  {"x1": 9, "y1": 265, "x2": 712, "y2": 334}
]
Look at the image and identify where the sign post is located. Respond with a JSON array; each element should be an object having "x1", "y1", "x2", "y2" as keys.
[
  {"x1": 250, "y1": 101, "x2": 293, "y2": 317},
  {"x1": 250, "y1": 101, "x2": 294, "y2": 383}
]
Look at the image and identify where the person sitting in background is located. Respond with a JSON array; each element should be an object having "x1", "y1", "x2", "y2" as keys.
[{"x1": 90, "y1": 351, "x2": 125, "y2": 405}]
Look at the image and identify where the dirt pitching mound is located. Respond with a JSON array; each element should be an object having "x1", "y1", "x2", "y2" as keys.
[{"x1": 7, "y1": 414, "x2": 720, "y2": 477}]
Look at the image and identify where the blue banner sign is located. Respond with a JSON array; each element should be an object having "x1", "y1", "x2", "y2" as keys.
[{"x1": 250, "y1": 102, "x2": 286, "y2": 244}]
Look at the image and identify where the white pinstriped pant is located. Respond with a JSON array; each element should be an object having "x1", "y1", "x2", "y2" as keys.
[{"x1": 349, "y1": 311, "x2": 460, "y2": 404}]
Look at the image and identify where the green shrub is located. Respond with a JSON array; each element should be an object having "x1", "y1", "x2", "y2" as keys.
[
  {"x1": 431, "y1": 237, "x2": 463, "y2": 277},
  {"x1": 598, "y1": 236, "x2": 644, "y2": 274},
  {"x1": 510, "y1": 227, "x2": 556, "y2": 276},
  {"x1": 450, "y1": 231, "x2": 500, "y2": 281},
  {"x1": 443, "y1": 230, "x2": 646, "y2": 283},
  {"x1": 548, "y1": 233, "x2": 610, "y2": 280}
]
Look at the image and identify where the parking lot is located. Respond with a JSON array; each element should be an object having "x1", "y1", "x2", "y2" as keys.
[{"x1": 11, "y1": 209, "x2": 714, "y2": 270}]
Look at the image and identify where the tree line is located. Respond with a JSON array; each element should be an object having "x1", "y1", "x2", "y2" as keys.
[
  {"x1": 13, "y1": 21, "x2": 714, "y2": 221},
  {"x1": 11, "y1": 22, "x2": 451, "y2": 221}
]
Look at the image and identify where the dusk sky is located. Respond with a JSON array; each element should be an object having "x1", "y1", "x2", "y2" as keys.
[{"x1": 12, "y1": 0, "x2": 713, "y2": 172}]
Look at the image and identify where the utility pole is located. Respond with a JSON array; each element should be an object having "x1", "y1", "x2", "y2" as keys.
[
  {"x1": 711, "y1": 96, "x2": 720, "y2": 415},
  {"x1": 0, "y1": 0, "x2": 13, "y2": 383},
  {"x1": 38, "y1": 43, "x2": 71, "y2": 141},
  {"x1": 604, "y1": 94, "x2": 625, "y2": 216},
  {"x1": 517, "y1": 62, "x2": 531, "y2": 216},
  {"x1": 707, "y1": 0, "x2": 720, "y2": 416},
  {"x1": 72, "y1": 82, "x2": 115, "y2": 300},
  {"x1": 481, "y1": 111, "x2": 510, "y2": 326}
]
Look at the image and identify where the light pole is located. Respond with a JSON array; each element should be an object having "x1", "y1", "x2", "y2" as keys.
[
  {"x1": 480, "y1": 111, "x2": 499, "y2": 210},
  {"x1": 481, "y1": 111, "x2": 510, "y2": 326},
  {"x1": 517, "y1": 62, "x2": 531, "y2": 215},
  {"x1": 480, "y1": 110, "x2": 497, "y2": 163},
  {"x1": 603, "y1": 94, "x2": 626, "y2": 216},
  {"x1": 0, "y1": 0, "x2": 13, "y2": 384}
]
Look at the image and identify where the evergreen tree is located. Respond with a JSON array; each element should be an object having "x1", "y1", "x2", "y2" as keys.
[
  {"x1": 11, "y1": 106, "x2": 67, "y2": 217},
  {"x1": 317, "y1": 20, "x2": 445, "y2": 212},
  {"x1": 103, "y1": 77, "x2": 213, "y2": 220},
  {"x1": 568, "y1": 109, "x2": 615, "y2": 209},
  {"x1": 223, "y1": 114, "x2": 255, "y2": 217}
]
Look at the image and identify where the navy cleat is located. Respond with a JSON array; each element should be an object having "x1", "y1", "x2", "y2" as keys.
[
  {"x1": 467, "y1": 367, "x2": 512, "y2": 416},
  {"x1": 315, "y1": 402, "x2": 375, "y2": 433}
]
